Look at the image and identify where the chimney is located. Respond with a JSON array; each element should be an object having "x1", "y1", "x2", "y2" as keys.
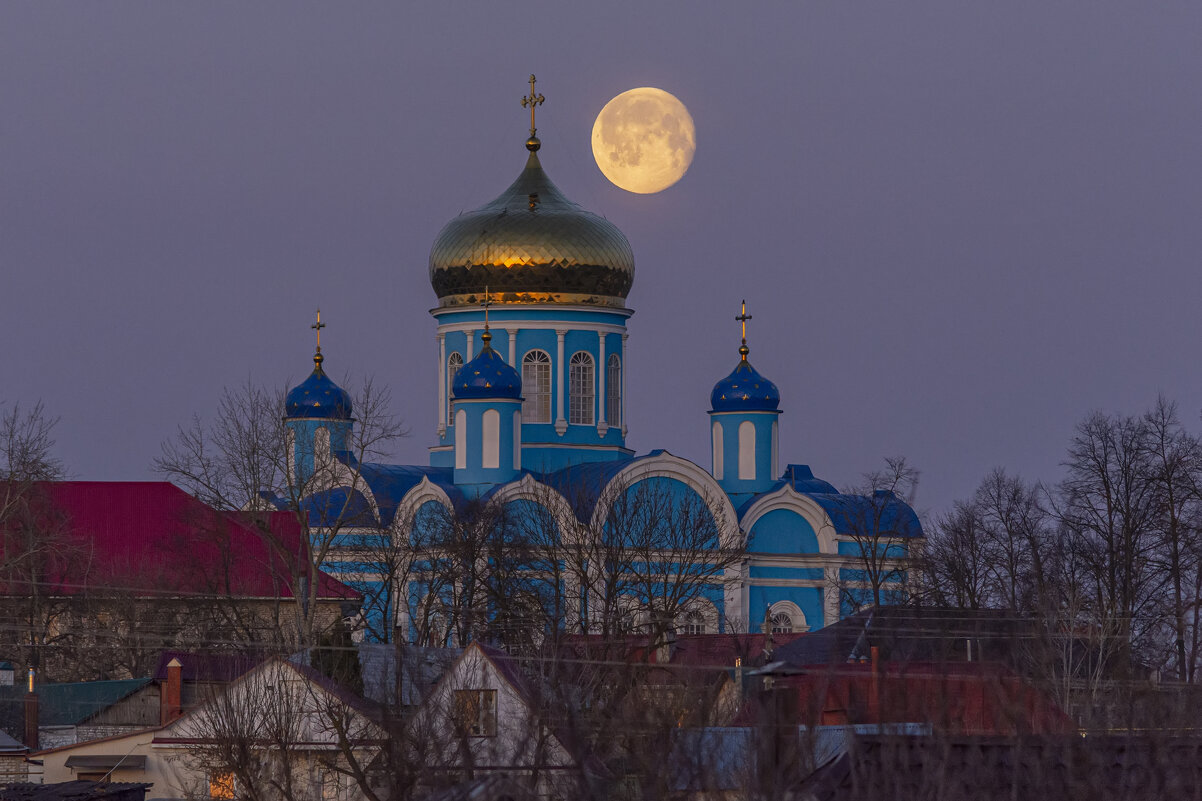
[
  {"x1": 23, "y1": 669, "x2": 37, "y2": 751},
  {"x1": 162, "y1": 658, "x2": 183, "y2": 724},
  {"x1": 868, "y1": 646, "x2": 881, "y2": 724}
]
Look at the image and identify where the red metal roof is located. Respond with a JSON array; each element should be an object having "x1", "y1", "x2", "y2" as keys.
[{"x1": 3, "y1": 482, "x2": 358, "y2": 601}]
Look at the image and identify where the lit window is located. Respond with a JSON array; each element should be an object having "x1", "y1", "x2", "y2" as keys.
[
  {"x1": 607, "y1": 353, "x2": 621, "y2": 426},
  {"x1": 447, "y1": 352, "x2": 463, "y2": 419},
  {"x1": 209, "y1": 772, "x2": 235, "y2": 800},
  {"x1": 569, "y1": 352, "x2": 595, "y2": 425},
  {"x1": 521, "y1": 350, "x2": 551, "y2": 423},
  {"x1": 453, "y1": 689, "x2": 497, "y2": 737}
]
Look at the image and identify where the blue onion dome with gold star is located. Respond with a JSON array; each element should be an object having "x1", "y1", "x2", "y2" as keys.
[
  {"x1": 452, "y1": 331, "x2": 522, "y2": 400},
  {"x1": 429, "y1": 80, "x2": 634, "y2": 309},
  {"x1": 285, "y1": 351, "x2": 353, "y2": 420},
  {"x1": 710, "y1": 343, "x2": 781, "y2": 412}
]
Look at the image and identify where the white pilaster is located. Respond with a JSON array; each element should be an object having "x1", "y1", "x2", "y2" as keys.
[
  {"x1": 466, "y1": 330, "x2": 475, "y2": 362},
  {"x1": 620, "y1": 333, "x2": 628, "y2": 437},
  {"x1": 506, "y1": 327, "x2": 517, "y2": 367},
  {"x1": 437, "y1": 333, "x2": 446, "y2": 437},
  {"x1": 555, "y1": 329, "x2": 567, "y2": 436},
  {"x1": 597, "y1": 332, "x2": 608, "y2": 435},
  {"x1": 824, "y1": 566, "x2": 840, "y2": 627}
]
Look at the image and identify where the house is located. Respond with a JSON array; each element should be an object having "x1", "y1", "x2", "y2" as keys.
[
  {"x1": 0, "y1": 482, "x2": 361, "y2": 682},
  {"x1": 409, "y1": 643, "x2": 578, "y2": 798},
  {"x1": 35, "y1": 657, "x2": 382, "y2": 801}
]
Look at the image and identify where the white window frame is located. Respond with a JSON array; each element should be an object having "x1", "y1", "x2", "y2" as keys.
[
  {"x1": 569, "y1": 351, "x2": 595, "y2": 425},
  {"x1": 522, "y1": 350, "x2": 552, "y2": 424},
  {"x1": 447, "y1": 352, "x2": 464, "y2": 420}
]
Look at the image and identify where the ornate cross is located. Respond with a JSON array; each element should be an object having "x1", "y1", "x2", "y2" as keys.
[
  {"x1": 521, "y1": 74, "x2": 545, "y2": 137},
  {"x1": 311, "y1": 309, "x2": 326, "y2": 352},
  {"x1": 736, "y1": 300, "x2": 752, "y2": 345}
]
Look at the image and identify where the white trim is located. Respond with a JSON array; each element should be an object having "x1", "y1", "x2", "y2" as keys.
[
  {"x1": 555, "y1": 330, "x2": 567, "y2": 435},
  {"x1": 597, "y1": 332, "x2": 607, "y2": 434},
  {"x1": 739, "y1": 484, "x2": 839, "y2": 555},
  {"x1": 454, "y1": 409, "x2": 466, "y2": 469},
  {"x1": 488, "y1": 474, "x2": 580, "y2": 545},
  {"x1": 437, "y1": 333, "x2": 446, "y2": 436},
  {"x1": 506, "y1": 327, "x2": 517, "y2": 366},
  {"x1": 737, "y1": 420, "x2": 755, "y2": 481},
  {"x1": 391, "y1": 476, "x2": 455, "y2": 538},
  {"x1": 712, "y1": 420, "x2": 724, "y2": 481},
  {"x1": 481, "y1": 409, "x2": 500, "y2": 469},
  {"x1": 592, "y1": 451, "x2": 740, "y2": 549},
  {"x1": 767, "y1": 600, "x2": 810, "y2": 633}
]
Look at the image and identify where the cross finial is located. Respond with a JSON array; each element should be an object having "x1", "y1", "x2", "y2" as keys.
[
  {"x1": 311, "y1": 309, "x2": 327, "y2": 369},
  {"x1": 736, "y1": 300, "x2": 752, "y2": 359},
  {"x1": 480, "y1": 286, "x2": 493, "y2": 347},
  {"x1": 521, "y1": 74, "x2": 545, "y2": 151}
]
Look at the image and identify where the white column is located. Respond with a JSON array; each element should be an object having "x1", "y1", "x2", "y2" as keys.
[
  {"x1": 555, "y1": 329, "x2": 567, "y2": 435},
  {"x1": 466, "y1": 330, "x2": 475, "y2": 362},
  {"x1": 506, "y1": 327, "x2": 517, "y2": 367},
  {"x1": 437, "y1": 332, "x2": 446, "y2": 437},
  {"x1": 597, "y1": 332, "x2": 608, "y2": 435},
  {"x1": 620, "y1": 333, "x2": 629, "y2": 437},
  {"x1": 824, "y1": 566, "x2": 840, "y2": 626}
]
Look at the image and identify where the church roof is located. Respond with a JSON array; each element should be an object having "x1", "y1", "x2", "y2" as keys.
[
  {"x1": 429, "y1": 147, "x2": 634, "y2": 309},
  {"x1": 451, "y1": 342, "x2": 522, "y2": 400},
  {"x1": 285, "y1": 353, "x2": 352, "y2": 420},
  {"x1": 710, "y1": 356, "x2": 780, "y2": 413},
  {"x1": 805, "y1": 491, "x2": 923, "y2": 539}
]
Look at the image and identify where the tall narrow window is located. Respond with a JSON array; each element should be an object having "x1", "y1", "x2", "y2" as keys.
[
  {"x1": 607, "y1": 353, "x2": 622, "y2": 426},
  {"x1": 738, "y1": 420, "x2": 756, "y2": 480},
  {"x1": 482, "y1": 409, "x2": 500, "y2": 469},
  {"x1": 521, "y1": 350, "x2": 551, "y2": 423},
  {"x1": 447, "y1": 352, "x2": 463, "y2": 421},
  {"x1": 569, "y1": 352, "x2": 595, "y2": 425}
]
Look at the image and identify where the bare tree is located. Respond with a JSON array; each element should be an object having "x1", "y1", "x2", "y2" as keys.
[
  {"x1": 156, "y1": 377, "x2": 406, "y2": 648},
  {"x1": 833, "y1": 456, "x2": 921, "y2": 613}
]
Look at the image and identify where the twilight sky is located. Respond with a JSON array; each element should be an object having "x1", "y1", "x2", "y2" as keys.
[{"x1": 3, "y1": 2, "x2": 1201, "y2": 517}]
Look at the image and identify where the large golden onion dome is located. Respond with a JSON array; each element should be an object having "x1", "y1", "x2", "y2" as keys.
[{"x1": 429, "y1": 144, "x2": 635, "y2": 309}]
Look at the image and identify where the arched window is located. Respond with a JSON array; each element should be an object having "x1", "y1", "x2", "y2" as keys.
[
  {"x1": 682, "y1": 610, "x2": 707, "y2": 635},
  {"x1": 482, "y1": 409, "x2": 500, "y2": 469},
  {"x1": 454, "y1": 409, "x2": 466, "y2": 470},
  {"x1": 447, "y1": 352, "x2": 463, "y2": 420},
  {"x1": 767, "y1": 601, "x2": 809, "y2": 634},
  {"x1": 738, "y1": 420, "x2": 756, "y2": 480},
  {"x1": 606, "y1": 353, "x2": 622, "y2": 426},
  {"x1": 712, "y1": 420, "x2": 724, "y2": 480},
  {"x1": 521, "y1": 350, "x2": 551, "y2": 423},
  {"x1": 569, "y1": 352, "x2": 595, "y2": 425}
]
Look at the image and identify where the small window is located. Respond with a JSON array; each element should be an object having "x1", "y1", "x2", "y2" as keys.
[
  {"x1": 209, "y1": 772, "x2": 236, "y2": 800},
  {"x1": 770, "y1": 612, "x2": 794, "y2": 634},
  {"x1": 607, "y1": 353, "x2": 622, "y2": 426},
  {"x1": 453, "y1": 689, "x2": 497, "y2": 736},
  {"x1": 447, "y1": 352, "x2": 464, "y2": 419},
  {"x1": 683, "y1": 610, "x2": 707, "y2": 635},
  {"x1": 569, "y1": 352, "x2": 595, "y2": 425},
  {"x1": 522, "y1": 350, "x2": 552, "y2": 423}
]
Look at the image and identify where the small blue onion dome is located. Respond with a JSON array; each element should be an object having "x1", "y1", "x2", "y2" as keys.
[
  {"x1": 452, "y1": 332, "x2": 522, "y2": 400},
  {"x1": 710, "y1": 345, "x2": 780, "y2": 412},
  {"x1": 285, "y1": 352, "x2": 353, "y2": 420}
]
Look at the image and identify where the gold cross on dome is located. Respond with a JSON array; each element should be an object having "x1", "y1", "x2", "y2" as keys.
[
  {"x1": 736, "y1": 300, "x2": 752, "y2": 345},
  {"x1": 521, "y1": 74, "x2": 545, "y2": 137},
  {"x1": 480, "y1": 286, "x2": 491, "y2": 330},
  {"x1": 311, "y1": 309, "x2": 326, "y2": 352}
]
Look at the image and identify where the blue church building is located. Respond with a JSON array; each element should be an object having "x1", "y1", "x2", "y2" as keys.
[{"x1": 279, "y1": 96, "x2": 922, "y2": 643}]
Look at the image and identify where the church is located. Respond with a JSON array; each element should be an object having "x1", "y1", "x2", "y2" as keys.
[{"x1": 277, "y1": 83, "x2": 922, "y2": 643}]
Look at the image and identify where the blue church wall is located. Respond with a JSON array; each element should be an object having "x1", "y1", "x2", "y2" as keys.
[
  {"x1": 608, "y1": 476, "x2": 719, "y2": 549},
  {"x1": 749, "y1": 565, "x2": 824, "y2": 582},
  {"x1": 412, "y1": 500, "x2": 450, "y2": 546},
  {"x1": 837, "y1": 540, "x2": 909, "y2": 559},
  {"x1": 748, "y1": 585, "x2": 824, "y2": 632},
  {"x1": 288, "y1": 418, "x2": 351, "y2": 486},
  {"x1": 501, "y1": 498, "x2": 561, "y2": 545},
  {"x1": 747, "y1": 509, "x2": 819, "y2": 554}
]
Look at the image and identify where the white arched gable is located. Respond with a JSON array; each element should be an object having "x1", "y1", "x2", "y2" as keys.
[
  {"x1": 391, "y1": 475, "x2": 455, "y2": 537},
  {"x1": 767, "y1": 600, "x2": 810, "y2": 633},
  {"x1": 739, "y1": 484, "x2": 839, "y2": 554},
  {"x1": 591, "y1": 451, "x2": 740, "y2": 549},
  {"x1": 488, "y1": 474, "x2": 582, "y2": 546}
]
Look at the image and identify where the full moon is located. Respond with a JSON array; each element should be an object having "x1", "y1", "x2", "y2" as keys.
[{"x1": 591, "y1": 87, "x2": 696, "y2": 194}]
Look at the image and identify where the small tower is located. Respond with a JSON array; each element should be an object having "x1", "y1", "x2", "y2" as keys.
[
  {"x1": 451, "y1": 297, "x2": 523, "y2": 493},
  {"x1": 285, "y1": 311, "x2": 353, "y2": 487},
  {"x1": 709, "y1": 301, "x2": 781, "y2": 502}
]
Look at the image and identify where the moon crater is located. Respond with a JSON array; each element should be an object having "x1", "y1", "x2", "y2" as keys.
[{"x1": 592, "y1": 87, "x2": 696, "y2": 194}]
